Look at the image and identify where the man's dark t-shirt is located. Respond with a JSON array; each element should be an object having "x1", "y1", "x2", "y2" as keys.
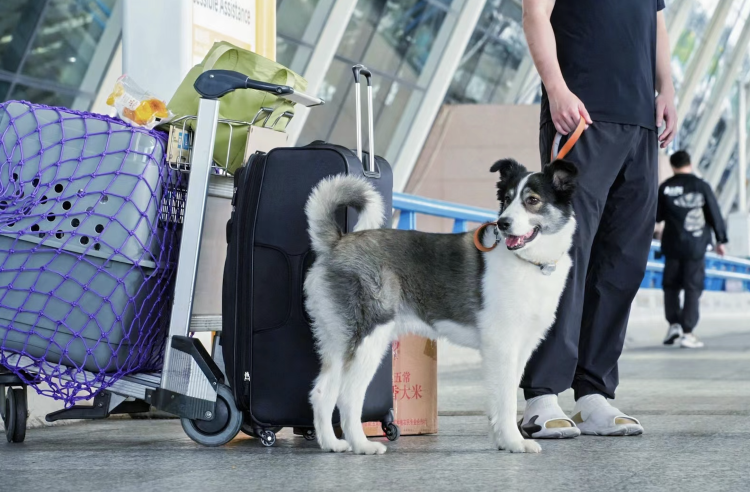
[
  {"x1": 540, "y1": 0, "x2": 666, "y2": 131},
  {"x1": 657, "y1": 174, "x2": 728, "y2": 261}
]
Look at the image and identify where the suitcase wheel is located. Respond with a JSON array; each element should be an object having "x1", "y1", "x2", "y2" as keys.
[
  {"x1": 4, "y1": 386, "x2": 28, "y2": 444},
  {"x1": 181, "y1": 384, "x2": 242, "y2": 447},
  {"x1": 292, "y1": 427, "x2": 316, "y2": 441},
  {"x1": 259, "y1": 429, "x2": 276, "y2": 447},
  {"x1": 383, "y1": 422, "x2": 400, "y2": 442},
  {"x1": 242, "y1": 420, "x2": 281, "y2": 439}
]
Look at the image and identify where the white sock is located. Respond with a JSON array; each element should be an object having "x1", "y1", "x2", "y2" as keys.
[
  {"x1": 521, "y1": 394, "x2": 579, "y2": 438},
  {"x1": 524, "y1": 395, "x2": 572, "y2": 424},
  {"x1": 573, "y1": 394, "x2": 609, "y2": 419},
  {"x1": 526, "y1": 394, "x2": 559, "y2": 409}
]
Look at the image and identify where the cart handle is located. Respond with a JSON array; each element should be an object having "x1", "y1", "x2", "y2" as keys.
[{"x1": 194, "y1": 70, "x2": 324, "y2": 107}]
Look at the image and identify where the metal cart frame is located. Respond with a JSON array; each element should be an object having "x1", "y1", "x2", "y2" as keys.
[{"x1": 1, "y1": 70, "x2": 323, "y2": 446}]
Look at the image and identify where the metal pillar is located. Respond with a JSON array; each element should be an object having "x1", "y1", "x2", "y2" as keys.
[
  {"x1": 668, "y1": 0, "x2": 695, "y2": 45},
  {"x1": 676, "y1": 0, "x2": 734, "y2": 123},
  {"x1": 705, "y1": 122, "x2": 737, "y2": 189},
  {"x1": 285, "y1": 0, "x2": 358, "y2": 147},
  {"x1": 719, "y1": 82, "x2": 750, "y2": 215},
  {"x1": 71, "y1": 0, "x2": 122, "y2": 110},
  {"x1": 740, "y1": 82, "x2": 748, "y2": 213},
  {"x1": 689, "y1": 17, "x2": 750, "y2": 165},
  {"x1": 720, "y1": 179, "x2": 737, "y2": 215},
  {"x1": 392, "y1": 0, "x2": 487, "y2": 193},
  {"x1": 288, "y1": 0, "x2": 336, "y2": 71},
  {"x1": 507, "y1": 54, "x2": 535, "y2": 104},
  {"x1": 122, "y1": 0, "x2": 193, "y2": 101}
]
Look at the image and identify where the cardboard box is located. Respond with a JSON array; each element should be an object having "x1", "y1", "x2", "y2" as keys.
[
  {"x1": 166, "y1": 121, "x2": 290, "y2": 171},
  {"x1": 363, "y1": 335, "x2": 438, "y2": 436},
  {"x1": 243, "y1": 125, "x2": 289, "y2": 163},
  {"x1": 166, "y1": 124, "x2": 192, "y2": 166}
]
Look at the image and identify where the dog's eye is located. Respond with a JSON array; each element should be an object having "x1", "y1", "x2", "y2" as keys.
[
  {"x1": 525, "y1": 197, "x2": 540, "y2": 206},
  {"x1": 504, "y1": 195, "x2": 511, "y2": 204}
]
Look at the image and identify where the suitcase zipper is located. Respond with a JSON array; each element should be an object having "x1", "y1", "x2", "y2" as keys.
[{"x1": 233, "y1": 152, "x2": 267, "y2": 412}]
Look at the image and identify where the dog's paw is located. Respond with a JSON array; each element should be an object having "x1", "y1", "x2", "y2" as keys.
[
  {"x1": 351, "y1": 440, "x2": 387, "y2": 455},
  {"x1": 321, "y1": 439, "x2": 351, "y2": 453},
  {"x1": 498, "y1": 438, "x2": 542, "y2": 454}
]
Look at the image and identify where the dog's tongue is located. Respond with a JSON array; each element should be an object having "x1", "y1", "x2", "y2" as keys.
[
  {"x1": 505, "y1": 229, "x2": 536, "y2": 249},
  {"x1": 505, "y1": 235, "x2": 524, "y2": 248}
]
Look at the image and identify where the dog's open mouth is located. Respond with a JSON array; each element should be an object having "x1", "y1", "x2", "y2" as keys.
[{"x1": 505, "y1": 227, "x2": 540, "y2": 250}]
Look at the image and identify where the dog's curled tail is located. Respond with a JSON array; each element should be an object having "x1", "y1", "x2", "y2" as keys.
[{"x1": 305, "y1": 174, "x2": 385, "y2": 255}]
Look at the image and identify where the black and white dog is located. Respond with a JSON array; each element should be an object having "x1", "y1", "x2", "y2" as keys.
[{"x1": 303, "y1": 158, "x2": 578, "y2": 455}]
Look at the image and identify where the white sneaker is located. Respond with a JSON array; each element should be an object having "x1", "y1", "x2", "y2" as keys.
[
  {"x1": 680, "y1": 333, "x2": 705, "y2": 349},
  {"x1": 663, "y1": 323, "x2": 683, "y2": 345}
]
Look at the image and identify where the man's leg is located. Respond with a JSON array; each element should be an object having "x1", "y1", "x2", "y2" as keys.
[
  {"x1": 521, "y1": 122, "x2": 635, "y2": 399},
  {"x1": 568, "y1": 126, "x2": 656, "y2": 436},
  {"x1": 677, "y1": 258, "x2": 706, "y2": 348},
  {"x1": 573, "y1": 126, "x2": 658, "y2": 400},
  {"x1": 662, "y1": 257, "x2": 684, "y2": 345},
  {"x1": 680, "y1": 258, "x2": 705, "y2": 339}
]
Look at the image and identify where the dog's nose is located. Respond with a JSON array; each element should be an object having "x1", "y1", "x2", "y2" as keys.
[{"x1": 497, "y1": 217, "x2": 512, "y2": 231}]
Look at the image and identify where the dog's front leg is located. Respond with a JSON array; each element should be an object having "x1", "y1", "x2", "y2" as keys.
[{"x1": 481, "y1": 329, "x2": 541, "y2": 454}]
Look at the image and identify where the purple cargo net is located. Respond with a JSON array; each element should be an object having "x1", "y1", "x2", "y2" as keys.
[{"x1": 0, "y1": 101, "x2": 184, "y2": 406}]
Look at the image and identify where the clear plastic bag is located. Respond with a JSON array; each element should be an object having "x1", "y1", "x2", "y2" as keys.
[{"x1": 106, "y1": 75, "x2": 172, "y2": 129}]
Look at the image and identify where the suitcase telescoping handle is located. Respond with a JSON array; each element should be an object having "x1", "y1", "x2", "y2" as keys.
[
  {"x1": 193, "y1": 69, "x2": 324, "y2": 107},
  {"x1": 352, "y1": 65, "x2": 376, "y2": 173}
]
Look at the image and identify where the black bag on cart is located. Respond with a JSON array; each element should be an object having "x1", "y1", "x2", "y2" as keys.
[{"x1": 221, "y1": 65, "x2": 397, "y2": 446}]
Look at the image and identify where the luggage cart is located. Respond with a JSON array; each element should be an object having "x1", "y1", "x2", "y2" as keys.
[{"x1": 0, "y1": 70, "x2": 323, "y2": 446}]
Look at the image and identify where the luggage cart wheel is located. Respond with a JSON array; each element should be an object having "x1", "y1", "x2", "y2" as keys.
[
  {"x1": 0, "y1": 386, "x2": 6, "y2": 422},
  {"x1": 5, "y1": 387, "x2": 28, "y2": 443},
  {"x1": 303, "y1": 429, "x2": 316, "y2": 441},
  {"x1": 383, "y1": 422, "x2": 400, "y2": 442},
  {"x1": 181, "y1": 384, "x2": 242, "y2": 447},
  {"x1": 259, "y1": 429, "x2": 276, "y2": 447}
]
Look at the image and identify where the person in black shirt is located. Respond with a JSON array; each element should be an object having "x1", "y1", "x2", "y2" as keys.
[
  {"x1": 518, "y1": 0, "x2": 676, "y2": 440},
  {"x1": 657, "y1": 150, "x2": 728, "y2": 349}
]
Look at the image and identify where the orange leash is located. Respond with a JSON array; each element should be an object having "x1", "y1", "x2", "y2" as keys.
[{"x1": 551, "y1": 116, "x2": 586, "y2": 162}]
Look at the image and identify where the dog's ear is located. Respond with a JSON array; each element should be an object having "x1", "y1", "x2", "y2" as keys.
[
  {"x1": 491, "y1": 159, "x2": 526, "y2": 204},
  {"x1": 490, "y1": 159, "x2": 527, "y2": 183},
  {"x1": 544, "y1": 159, "x2": 578, "y2": 201}
]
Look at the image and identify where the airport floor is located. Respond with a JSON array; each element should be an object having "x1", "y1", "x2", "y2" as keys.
[{"x1": 2, "y1": 329, "x2": 749, "y2": 492}]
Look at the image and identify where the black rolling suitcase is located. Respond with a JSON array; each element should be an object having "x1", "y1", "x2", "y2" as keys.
[{"x1": 222, "y1": 65, "x2": 398, "y2": 446}]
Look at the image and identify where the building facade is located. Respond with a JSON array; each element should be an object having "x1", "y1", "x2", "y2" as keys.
[{"x1": 1, "y1": 0, "x2": 749, "y2": 213}]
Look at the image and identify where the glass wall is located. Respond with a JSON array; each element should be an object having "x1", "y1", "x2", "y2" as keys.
[
  {"x1": 669, "y1": 0, "x2": 750, "y2": 213},
  {"x1": 296, "y1": 0, "x2": 462, "y2": 163},
  {"x1": 0, "y1": 0, "x2": 120, "y2": 110},
  {"x1": 445, "y1": 0, "x2": 529, "y2": 105},
  {"x1": 676, "y1": 0, "x2": 744, "y2": 151},
  {"x1": 276, "y1": 0, "x2": 335, "y2": 75}
]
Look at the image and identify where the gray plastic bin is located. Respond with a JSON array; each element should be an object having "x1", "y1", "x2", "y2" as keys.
[
  {"x1": 0, "y1": 102, "x2": 164, "y2": 266},
  {"x1": 0, "y1": 236, "x2": 161, "y2": 372},
  {"x1": 0, "y1": 101, "x2": 172, "y2": 373}
]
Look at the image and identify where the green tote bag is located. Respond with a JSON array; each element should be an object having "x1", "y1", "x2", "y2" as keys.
[{"x1": 166, "y1": 41, "x2": 308, "y2": 173}]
